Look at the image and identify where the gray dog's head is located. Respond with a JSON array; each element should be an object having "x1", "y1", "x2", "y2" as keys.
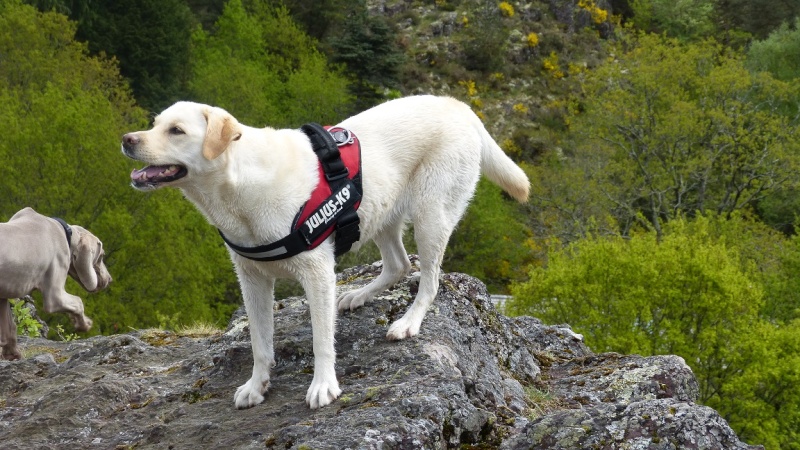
[{"x1": 67, "y1": 225, "x2": 112, "y2": 293}]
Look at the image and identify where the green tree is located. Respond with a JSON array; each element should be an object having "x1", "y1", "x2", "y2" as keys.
[
  {"x1": 276, "y1": 0, "x2": 351, "y2": 41},
  {"x1": 0, "y1": 0, "x2": 239, "y2": 334},
  {"x1": 747, "y1": 17, "x2": 800, "y2": 82},
  {"x1": 508, "y1": 215, "x2": 763, "y2": 363},
  {"x1": 564, "y1": 33, "x2": 800, "y2": 237},
  {"x1": 507, "y1": 214, "x2": 799, "y2": 448},
  {"x1": 61, "y1": 0, "x2": 196, "y2": 112},
  {"x1": 327, "y1": 0, "x2": 405, "y2": 110},
  {"x1": 715, "y1": 0, "x2": 800, "y2": 40},
  {"x1": 524, "y1": 148, "x2": 619, "y2": 244},
  {"x1": 630, "y1": 0, "x2": 715, "y2": 40},
  {"x1": 461, "y1": 3, "x2": 509, "y2": 73},
  {"x1": 189, "y1": 0, "x2": 352, "y2": 127}
]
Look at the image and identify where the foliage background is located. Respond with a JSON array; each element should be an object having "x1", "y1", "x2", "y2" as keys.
[{"x1": 4, "y1": 0, "x2": 800, "y2": 446}]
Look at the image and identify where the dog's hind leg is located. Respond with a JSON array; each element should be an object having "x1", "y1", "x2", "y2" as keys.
[
  {"x1": 337, "y1": 218, "x2": 411, "y2": 311},
  {"x1": 234, "y1": 269, "x2": 276, "y2": 409},
  {"x1": 386, "y1": 207, "x2": 456, "y2": 341},
  {"x1": 1, "y1": 299, "x2": 21, "y2": 360}
]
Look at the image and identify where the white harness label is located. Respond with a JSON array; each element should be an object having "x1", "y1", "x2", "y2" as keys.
[{"x1": 302, "y1": 183, "x2": 353, "y2": 236}]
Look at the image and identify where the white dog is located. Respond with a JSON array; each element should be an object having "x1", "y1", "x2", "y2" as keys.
[{"x1": 121, "y1": 95, "x2": 529, "y2": 409}]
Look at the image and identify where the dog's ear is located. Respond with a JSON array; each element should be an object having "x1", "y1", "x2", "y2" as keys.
[
  {"x1": 71, "y1": 228, "x2": 100, "y2": 292},
  {"x1": 203, "y1": 107, "x2": 242, "y2": 160}
]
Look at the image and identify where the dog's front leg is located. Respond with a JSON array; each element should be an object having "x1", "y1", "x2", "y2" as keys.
[
  {"x1": 233, "y1": 265, "x2": 276, "y2": 409},
  {"x1": 299, "y1": 262, "x2": 341, "y2": 408},
  {"x1": 41, "y1": 289, "x2": 92, "y2": 332}
]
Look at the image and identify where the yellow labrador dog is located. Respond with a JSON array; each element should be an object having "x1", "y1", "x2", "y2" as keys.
[
  {"x1": 121, "y1": 95, "x2": 529, "y2": 409},
  {"x1": 0, "y1": 207, "x2": 112, "y2": 360}
]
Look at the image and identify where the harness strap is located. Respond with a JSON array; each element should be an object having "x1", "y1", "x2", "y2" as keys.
[
  {"x1": 302, "y1": 123, "x2": 348, "y2": 181},
  {"x1": 334, "y1": 207, "x2": 361, "y2": 255},
  {"x1": 219, "y1": 228, "x2": 306, "y2": 261}
]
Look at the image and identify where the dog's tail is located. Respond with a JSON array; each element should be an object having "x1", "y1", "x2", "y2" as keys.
[{"x1": 479, "y1": 127, "x2": 530, "y2": 203}]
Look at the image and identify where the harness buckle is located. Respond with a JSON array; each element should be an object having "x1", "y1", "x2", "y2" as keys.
[{"x1": 325, "y1": 168, "x2": 349, "y2": 182}]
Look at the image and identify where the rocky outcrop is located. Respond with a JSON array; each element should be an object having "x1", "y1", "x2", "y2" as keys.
[{"x1": 0, "y1": 259, "x2": 761, "y2": 449}]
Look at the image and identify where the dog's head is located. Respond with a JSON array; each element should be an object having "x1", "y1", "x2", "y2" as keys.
[
  {"x1": 67, "y1": 225, "x2": 112, "y2": 293},
  {"x1": 121, "y1": 102, "x2": 242, "y2": 190}
]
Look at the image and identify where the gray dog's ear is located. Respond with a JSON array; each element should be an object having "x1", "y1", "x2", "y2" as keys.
[
  {"x1": 203, "y1": 107, "x2": 242, "y2": 160},
  {"x1": 72, "y1": 229, "x2": 100, "y2": 292}
]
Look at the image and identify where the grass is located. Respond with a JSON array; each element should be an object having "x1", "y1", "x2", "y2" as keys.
[
  {"x1": 525, "y1": 385, "x2": 568, "y2": 420},
  {"x1": 175, "y1": 321, "x2": 223, "y2": 338}
]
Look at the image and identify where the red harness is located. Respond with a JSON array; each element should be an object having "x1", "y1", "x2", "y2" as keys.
[
  {"x1": 292, "y1": 126, "x2": 362, "y2": 249},
  {"x1": 219, "y1": 124, "x2": 362, "y2": 261}
]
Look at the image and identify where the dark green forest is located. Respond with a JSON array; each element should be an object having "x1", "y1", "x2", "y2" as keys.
[{"x1": 3, "y1": 0, "x2": 800, "y2": 447}]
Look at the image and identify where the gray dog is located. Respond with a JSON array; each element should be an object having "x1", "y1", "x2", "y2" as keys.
[{"x1": 0, "y1": 207, "x2": 112, "y2": 360}]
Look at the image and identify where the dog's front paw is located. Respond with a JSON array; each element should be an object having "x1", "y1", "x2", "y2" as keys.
[
  {"x1": 305, "y1": 376, "x2": 341, "y2": 409},
  {"x1": 234, "y1": 377, "x2": 269, "y2": 409},
  {"x1": 71, "y1": 314, "x2": 92, "y2": 332},
  {"x1": 386, "y1": 315, "x2": 421, "y2": 341}
]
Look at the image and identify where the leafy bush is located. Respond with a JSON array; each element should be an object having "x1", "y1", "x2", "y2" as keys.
[
  {"x1": 10, "y1": 299, "x2": 43, "y2": 338},
  {"x1": 507, "y1": 213, "x2": 800, "y2": 448},
  {"x1": 445, "y1": 178, "x2": 536, "y2": 293}
]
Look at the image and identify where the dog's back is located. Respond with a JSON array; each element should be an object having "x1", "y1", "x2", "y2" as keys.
[
  {"x1": 0, "y1": 208, "x2": 59, "y2": 299},
  {"x1": 338, "y1": 95, "x2": 529, "y2": 244}
]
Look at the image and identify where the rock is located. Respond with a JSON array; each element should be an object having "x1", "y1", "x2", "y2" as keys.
[{"x1": 0, "y1": 259, "x2": 761, "y2": 449}]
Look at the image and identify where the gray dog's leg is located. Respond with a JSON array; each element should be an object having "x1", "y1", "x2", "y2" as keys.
[
  {"x1": 0, "y1": 299, "x2": 21, "y2": 360},
  {"x1": 42, "y1": 289, "x2": 92, "y2": 332}
]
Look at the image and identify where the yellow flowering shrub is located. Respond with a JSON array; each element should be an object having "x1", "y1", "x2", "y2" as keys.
[
  {"x1": 527, "y1": 32, "x2": 540, "y2": 47},
  {"x1": 459, "y1": 79, "x2": 478, "y2": 97},
  {"x1": 578, "y1": 0, "x2": 608, "y2": 24},
  {"x1": 543, "y1": 51, "x2": 564, "y2": 79},
  {"x1": 499, "y1": 1, "x2": 514, "y2": 17},
  {"x1": 501, "y1": 138, "x2": 522, "y2": 157},
  {"x1": 512, "y1": 103, "x2": 529, "y2": 114},
  {"x1": 568, "y1": 62, "x2": 586, "y2": 76}
]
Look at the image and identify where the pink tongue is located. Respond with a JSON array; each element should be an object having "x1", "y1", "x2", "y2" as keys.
[{"x1": 130, "y1": 165, "x2": 175, "y2": 181}]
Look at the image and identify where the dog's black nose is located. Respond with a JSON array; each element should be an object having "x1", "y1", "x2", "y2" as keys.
[{"x1": 122, "y1": 133, "x2": 139, "y2": 148}]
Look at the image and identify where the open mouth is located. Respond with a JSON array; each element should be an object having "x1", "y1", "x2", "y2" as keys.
[{"x1": 130, "y1": 164, "x2": 188, "y2": 189}]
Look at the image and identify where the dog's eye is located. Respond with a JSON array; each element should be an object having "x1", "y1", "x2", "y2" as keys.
[{"x1": 169, "y1": 126, "x2": 185, "y2": 135}]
